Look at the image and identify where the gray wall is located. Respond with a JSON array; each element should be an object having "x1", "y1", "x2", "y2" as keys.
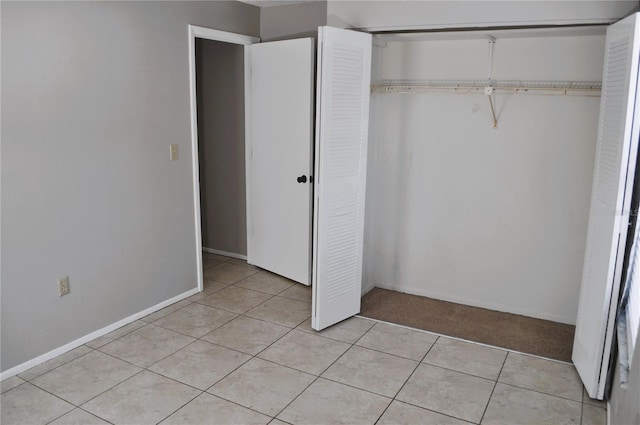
[
  {"x1": 196, "y1": 39, "x2": 247, "y2": 255},
  {"x1": 260, "y1": 1, "x2": 327, "y2": 42},
  {"x1": 1, "y1": 0, "x2": 259, "y2": 372}
]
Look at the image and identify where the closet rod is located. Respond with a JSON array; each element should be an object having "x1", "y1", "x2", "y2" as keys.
[{"x1": 371, "y1": 79, "x2": 602, "y2": 96}]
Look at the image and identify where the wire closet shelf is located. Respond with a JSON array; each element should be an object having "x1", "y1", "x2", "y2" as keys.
[{"x1": 371, "y1": 79, "x2": 602, "y2": 96}]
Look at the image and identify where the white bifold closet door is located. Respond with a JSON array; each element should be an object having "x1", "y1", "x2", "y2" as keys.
[
  {"x1": 248, "y1": 38, "x2": 315, "y2": 285},
  {"x1": 573, "y1": 12, "x2": 640, "y2": 400},
  {"x1": 312, "y1": 27, "x2": 372, "y2": 331}
]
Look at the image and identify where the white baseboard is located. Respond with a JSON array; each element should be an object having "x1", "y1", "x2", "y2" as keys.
[
  {"x1": 202, "y1": 247, "x2": 247, "y2": 261},
  {"x1": 0, "y1": 287, "x2": 200, "y2": 382},
  {"x1": 373, "y1": 282, "x2": 575, "y2": 325}
]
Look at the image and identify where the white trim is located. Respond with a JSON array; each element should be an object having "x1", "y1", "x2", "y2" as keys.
[
  {"x1": 373, "y1": 282, "x2": 575, "y2": 325},
  {"x1": 202, "y1": 247, "x2": 247, "y2": 261},
  {"x1": 190, "y1": 26, "x2": 259, "y2": 46},
  {"x1": 187, "y1": 25, "x2": 259, "y2": 293},
  {"x1": 355, "y1": 18, "x2": 619, "y2": 34},
  {"x1": 0, "y1": 288, "x2": 199, "y2": 381},
  {"x1": 244, "y1": 45, "x2": 254, "y2": 265},
  {"x1": 188, "y1": 26, "x2": 204, "y2": 293}
]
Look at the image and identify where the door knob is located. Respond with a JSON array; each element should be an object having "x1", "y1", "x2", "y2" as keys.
[{"x1": 297, "y1": 175, "x2": 307, "y2": 183}]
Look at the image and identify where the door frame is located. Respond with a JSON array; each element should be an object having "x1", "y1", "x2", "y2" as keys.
[{"x1": 188, "y1": 25, "x2": 259, "y2": 292}]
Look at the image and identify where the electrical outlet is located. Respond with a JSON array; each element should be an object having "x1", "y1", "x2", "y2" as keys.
[
  {"x1": 170, "y1": 144, "x2": 179, "y2": 161},
  {"x1": 58, "y1": 276, "x2": 70, "y2": 297}
]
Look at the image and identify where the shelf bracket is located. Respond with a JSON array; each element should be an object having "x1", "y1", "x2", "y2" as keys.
[
  {"x1": 487, "y1": 36, "x2": 498, "y2": 128},
  {"x1": 484, "y1": 86, "x2": 498, "y2": 128},
  {"x1": 487, "y1": 36, "x2": 496, "y2": 82}
]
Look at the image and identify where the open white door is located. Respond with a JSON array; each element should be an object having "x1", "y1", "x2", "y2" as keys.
[
  {"x1": 312, "y1": 27, "x2": 372, "y2": 331},
  {"x1": 573, "y1": 12, "x2": 640, "y2": 400},
  {"x1": 248, "y1": 38, "x2": 314, "y2": 285}
]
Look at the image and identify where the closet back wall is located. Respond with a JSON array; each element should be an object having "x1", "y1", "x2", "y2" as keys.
[{"x1": 364, "y1": 35, "x2": 605, "y2": 324}]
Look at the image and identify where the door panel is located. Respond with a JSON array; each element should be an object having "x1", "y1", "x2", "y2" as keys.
[
  {"x1": 248, "y1": 38, "x2": 314, "y2": 285},
  {"x1": 312, "y1": 27, "x2": 372, "y2": 330},
  {"x1": 573, "y1": 12, "x2": 640, "y2": 399}
]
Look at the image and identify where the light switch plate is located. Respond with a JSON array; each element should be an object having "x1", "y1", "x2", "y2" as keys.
[{"x1": 170, "y1": 144, "x2": 179, "y2": 161}]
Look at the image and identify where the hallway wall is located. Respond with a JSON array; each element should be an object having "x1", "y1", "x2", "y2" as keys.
[{"x1": 197, "y1": 39, "x2": 247, "y2": 256}]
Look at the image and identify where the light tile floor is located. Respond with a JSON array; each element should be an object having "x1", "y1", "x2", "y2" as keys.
[{"x1": 1, "y1": 253, "x2": 607, "y2": 425}]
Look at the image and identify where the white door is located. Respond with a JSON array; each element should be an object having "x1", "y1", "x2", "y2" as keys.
[
  {"x1": 248, "y1": 38, "x2": 314, "y2": 285},
  {"x1": 573, "y1": 12, "x2": 640, "y2": 400},
  {"x1": 312, "y1": 27, "x2": 372, "y2": 330}
]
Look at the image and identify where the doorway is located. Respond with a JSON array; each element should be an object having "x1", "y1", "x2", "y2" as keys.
[
  {"x1": 196, "y1": 39, "x2": 246, "y2": 259},
  {"x1": 187, "y1": 26, "x2": 258, "y2": 293}
]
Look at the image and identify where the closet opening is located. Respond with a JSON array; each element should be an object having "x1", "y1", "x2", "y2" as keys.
[{"x1": 359, "y1": 25, "x2": 608, "y2": 362}]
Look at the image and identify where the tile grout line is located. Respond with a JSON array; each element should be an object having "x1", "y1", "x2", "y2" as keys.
[
  {"x1": 44, "y1": 405, "x2": 117, "y2": 425},
  {"x1": 418, "y1": 361, "x2": 504, "y2": 383},
  {"x1": 161, "y1": 276, "x2": 285, "y2": 422},
  {"x1": 358, "y1": 329, "x2": 464, "y2": 421},
  {"x1": 230, "y1": 271, "x2": 298, "y2": 296},
  {"x1": 149, "y1": 309, "x2": 240, "y2": 339},
  {"x1": 18, "y1": 346, "x2": 96, "y2": 383},
  {"x1": 152, "y1": 277, "x2": 308, "y2": 343},
  {"x1": 9, "y1": 258, "x2": 299, "y2": 424},
  {"x1": 356, "y1": 315, "x2": 576, "y2": 365},
  {"x1": 268, "y1": 321, "x2": 370, "y2": 422},
  {"x1": 71, "y1": 336, "x2": 214, "y2": 424},
  {"x1": 81, "y1": 407, "x2": 116, "y2": 425},
  {"x1": 274, "y1": 319, "x2": 398, "y2": 420},
  {"x1": 96, "y1": 311, "x2": 269, "y2": 421},
  {"x1": 75, "y1": 363, "x2": 207, "y2": 423},
  {"x1": 270, "y1": 319, "x2": 440, "y2": 423},
  {"x1": 143, "y1": 374, "x2": 202, "y2": 425},
  {"x1": 373, "y1": 335, "x2": 442, "y2": 424},
  {"x1": 203, "y1": 389, "x2": 279, "y2": 420},
  {"x1": 13, "y1": 254, "x2": 585, "y2": 425},
  {"x1": 478, "y1": 349, "x2": 510, "y2": 424},
  {"x1": 73, "y1": 369, "x2": 148, "y2": 415},
  {"x1": 35, "y1": 368, "x2": 148, "y2": 424},
  {"x1": 383, "y1": 398, "x2": 478, "y2": 425},
  {"x1": 202, "y1": 389, "x2": 280, "y2": 420},
  {"x1": 497, "y1": 380, "x2": 584, "y2": 404},
  {"x1": 192, "y1": 287, "x2": 279, "y2": 314},
  {"x1": 197, "y1": 313, "x2": 312, "y2": 420},
  {"x1": 206, "y1": 327, "x2": 313, "y2": 421},
  {"x1": 368, "y1": 331, "x2": 508, "y2": 425},
  {"x1": 0, "y1": 379, "x2": 27, "y2": 395},
  {"x1": 352, "y1": 318, "x2": 588, "y2": 419},
  {"x1": 30, "y1": 389, "x2": 75, "y2": 425}
]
